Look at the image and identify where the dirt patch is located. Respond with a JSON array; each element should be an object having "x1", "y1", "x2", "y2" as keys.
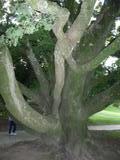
[{"x1": 0, "y1": 135, "x2": 120, "y2": 160}]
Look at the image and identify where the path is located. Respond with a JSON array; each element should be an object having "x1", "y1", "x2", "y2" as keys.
[
  {"x1": 88, "y1": 124, "x2": 120, "y2": 131},
  {"x1": 0, "y1": 125, "x2": 120, "y2": 147},
  {"x1": 0, "y1": 131, "x2": 38, "y2": 147}
]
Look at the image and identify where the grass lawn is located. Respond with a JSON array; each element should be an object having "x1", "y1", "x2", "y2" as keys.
[
  {"x1": 89, "y1": 105, "x2": 120, "y2": 125},
  {"x1": 89, "y1": 105, "x2": 120, "y2": 138}
]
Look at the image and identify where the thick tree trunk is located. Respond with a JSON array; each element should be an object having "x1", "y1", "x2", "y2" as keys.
[
  {"x1": 60, "y1": 107, "x2": 88, "y2": 160},
  {"x1": 59, "y1": 67, "x2": 120, "y2": 160},
  {"x1": 59, "y1": 69, "x2": 89, "y2": 159}
]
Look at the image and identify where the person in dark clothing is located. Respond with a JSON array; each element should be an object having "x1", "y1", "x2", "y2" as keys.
[{"x1": 8, "y1": 117, "x2": 17, "y2": 135}]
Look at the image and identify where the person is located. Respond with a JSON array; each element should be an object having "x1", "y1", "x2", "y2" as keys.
[{"x1": 8, "y1": 116, "x2": 17, "y2": 135}]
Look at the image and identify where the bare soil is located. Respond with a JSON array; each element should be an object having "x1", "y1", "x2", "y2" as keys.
[{"x1": 0, "y1": 133, "x2": 120, "y2": 160}]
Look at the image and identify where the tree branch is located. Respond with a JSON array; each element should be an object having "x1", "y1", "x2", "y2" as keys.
[
  {"x1": 82, "y1": 71, "x2": 95, "y2": 101},
  {"x1": 49, "y1": 0, "x2": 95, "y2": 118},
  {"x1": 77, "y1": 37, "x2": 120, "y2": 74},
  {"x1": 0, "y1": 45, "x2": 61, "y2": 134},
  {"x1": 26, "y1": 0, "x2": 76, "y2": 118},
  {"x1": 75, "y1": 1, "x2": 120, "y2": 65},
  {"x1": 18, "y1": 81, "x2": 39, "y2": 101},
  {"x1": 67, "y1": 0, "x2": 96, "y2": 48},
  {"x1": 25, "y1": 40, "x2": 50, "y2": 105},
  {"x1": 84, "y1": 81, "x2": 120, "y2": 117},
  {"x1": 18, "y1": 81, "x2": 51, "y2": 114}
]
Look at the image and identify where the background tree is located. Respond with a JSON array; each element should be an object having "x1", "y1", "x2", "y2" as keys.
[{"x1": 0, "y1": 0, "x2": 120, "y2": 159}]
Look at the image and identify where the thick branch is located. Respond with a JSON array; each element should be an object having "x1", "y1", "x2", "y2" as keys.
[
  {"x1": 52, "y1": 6, "x2": 76, "y2": 117},
  {"x1": 25, "y1": 40, "x2": 50, "y2": 104},
  {"x1": 26, "y1": 0, "x2": 76, "y2": 118},
  {"x1": 75, "y1": 1, "x2": 120, "y2": 65},
  {"x1": 67, "y1": 0, "x2": 96, "y2": 47},
  {"x1": 51, "y1": 0, "x2": 96, "y2": 117},
  {"x1": 77, "y1": 37, "x2": 120, "y2": 74},
  {"x1": 18, "y1": 81, "x2": 51, "y2": 114},
  {"x1": 0, "y1": 45, "x2": 61, "y2": 134},
  {"x1": 84, "y1": 81, "x2": 120, "y2": 117},
  {"x1": 18, "y1": 81, "x2": 39, "y2": 101},
  {"x1": 82, "y1": 71, "x2": 95, "y2": 100}
]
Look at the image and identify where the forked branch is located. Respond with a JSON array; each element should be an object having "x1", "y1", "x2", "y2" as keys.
[{"x1": 0, "y1": 45, "x2": 61, "y2": 134}]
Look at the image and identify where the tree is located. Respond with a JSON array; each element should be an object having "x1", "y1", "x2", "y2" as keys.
[{"x1": 0, "y1": 0, "x2": 120, "y2": 159}]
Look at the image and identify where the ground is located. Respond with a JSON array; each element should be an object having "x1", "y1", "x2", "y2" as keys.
[
  {"x1": 0, "y1": 106, "x2": 120, "y2": 160},
  {"x1": 0, "y1": 131, "x2": 120, "y2": 160}
]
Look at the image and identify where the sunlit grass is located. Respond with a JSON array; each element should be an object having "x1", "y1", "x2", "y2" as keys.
[{"x1": 89, "y1": 105, "x2": 120, "y2": 125}]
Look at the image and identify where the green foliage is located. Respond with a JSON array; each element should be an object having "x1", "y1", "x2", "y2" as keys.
[
  {"x1": 0, "y1": 1, "x2": 55, "y2": 46},
  {"x1": 88, "y1": 58, "x2": 120, "y2": 98},
  {"x1": 9, "y1": 27, "x2": 55, "y2": 87},
  {"x1": 0, "y1": 109, "x2": 8, "y2": 118}
]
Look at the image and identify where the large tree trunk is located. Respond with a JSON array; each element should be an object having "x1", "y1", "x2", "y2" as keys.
[
  {"x1": 59, "y1": 69, "x2": 89, "y2": 159},
  {"x1": 1, "y1": 1, "x2": 120, "y2": 160},
  {"x1": 59, "y1": 67, "x2": 120, "y2": 160}
]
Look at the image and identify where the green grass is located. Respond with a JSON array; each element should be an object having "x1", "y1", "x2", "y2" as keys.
[
  {"x1": 89, "y1": 105, "x2": 120, "y2": 125},
  {"x1": 89, "y1": 105, "x2": 120, "y2": 138}
]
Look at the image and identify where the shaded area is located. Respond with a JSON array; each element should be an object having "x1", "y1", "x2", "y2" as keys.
[
  {"x1": 0, "y1": 131, "x2": 38, "y2": 147},
  {"x1": 0, "y1": 133, "x2": 120, "y2": 160}
]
